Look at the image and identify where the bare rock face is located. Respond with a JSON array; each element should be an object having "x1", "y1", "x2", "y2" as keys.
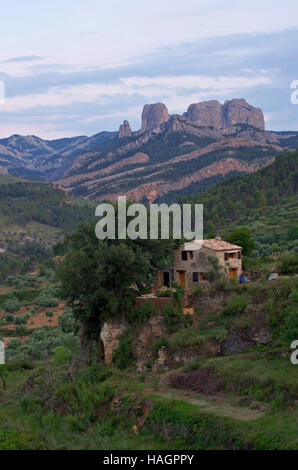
[
  {"x1": 118, "y1": 120, "x2": 132, "y2": 139},
  {"x1": 184, "y1": 98, "x2": 265, "y2": 131},
  {"x1": 141, "y1": 103, "x2": 170, "y2": 132},
  {"x1": 100, "y1": 317, "x2": 128, "y2": 364},
  {"x1": 184, "y1": 100, "x2": 223, "y2": 129},
  {"x1": 223, "y1": 99, "x2": 265, "y2": 130}
]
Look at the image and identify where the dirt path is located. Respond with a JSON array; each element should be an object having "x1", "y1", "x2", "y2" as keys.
[{"x1": 147, "y1": 389, "x2": 265, "y2": 421}]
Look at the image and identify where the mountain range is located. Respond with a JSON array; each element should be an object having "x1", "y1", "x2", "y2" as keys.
[{"x1": 1, "y1": 98, "x2": 298, "y2": 202}]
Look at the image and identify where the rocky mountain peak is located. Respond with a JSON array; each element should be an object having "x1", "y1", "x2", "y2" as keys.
[
  {"x1": 184, "y1": 98, "x2": 265, "y2": 131},
  {"x1": 222, "y1": 99, "x2": 265, "y2": 130},
  {"x1": 141, "y1": 103, "x2": 170, "y2": 132},
  {"x1": 118, "y1": 120, "x2": 132, "y2": 139},
  {"x1": 184, "y1": 100, "x2": 223, "y2": 129}
]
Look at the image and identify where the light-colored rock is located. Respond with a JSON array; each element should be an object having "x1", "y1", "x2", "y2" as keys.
[
  {"x1": 141, "y1": 103, "x2": 170, "y2": 131},
  {"x1": 184, "y1": 100, "x2": 223, "y2": 129},
  {"x1": 100, "y1": 317, "x2": 128, "y2": 364},
  {"x1": 118, "y1": 120, "x2": 132, "y2": 138},
  {"x1": 223, "y1": 98, "x2": 265, "y2": 130}
]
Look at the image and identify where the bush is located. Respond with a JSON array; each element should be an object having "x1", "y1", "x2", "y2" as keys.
[
  {"x1": 169, "y1": 328, "x2": 204, "y2": 350},
  {"x1": 113, "y1": 333, "x2": 133, "y2": 370},
  {"x1": 35, "y1": 291, "x2": 58, "y2": 308},
  {"x1": 3, "y1": 297, "x2": 20, "y2": 313},
  {"x1": 220, "y1": 295, "x2": 247, "y2": 317},
  {"x1": 278, "y1": 253, "x2": 298, "y2": 275},
  {"x1": 58, "y1": 308, "x2": 78, "y2": 334},
  {"x1": 161, "y1": 300, "x2": 187, "y2": 334}
]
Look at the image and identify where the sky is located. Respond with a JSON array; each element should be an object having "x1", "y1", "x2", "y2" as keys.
[{"x1": 0, "y1": 0, "x2": 298, "y2": 139}]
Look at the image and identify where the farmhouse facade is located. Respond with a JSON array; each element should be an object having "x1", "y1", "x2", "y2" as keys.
[{"x1": 157, "y1": 237, "x2": 242, "y2": 293}]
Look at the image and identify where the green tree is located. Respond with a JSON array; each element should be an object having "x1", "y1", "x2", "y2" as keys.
[
  {"x1": 58, "y1": 219, "x2": 175, "y2": 341},
  {"x1": 226, "y1": 227, "x2": 255, "y2": 256}
]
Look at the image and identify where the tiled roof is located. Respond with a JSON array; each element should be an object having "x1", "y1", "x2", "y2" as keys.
[{"x1": 183, "y1": 237, "x2": 242, "y2": 252}]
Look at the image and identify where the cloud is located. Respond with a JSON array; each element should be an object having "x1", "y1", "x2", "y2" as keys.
[
  {"x1": 0, "y1": 28, "x2": 298, "y2": 137},
  {"x1": 3, "y1": 55, "x2": 45, "y2": 63}
]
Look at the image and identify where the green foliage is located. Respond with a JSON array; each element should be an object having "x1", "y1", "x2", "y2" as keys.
[
  {"x1": 58, "y1": 307, "x2": 79, "y2": 334},
  {"x1": 220, "y1": 295, "x2": 247, "y2": 317},
  {"x1": 146, "y1": 402, "x2": 245, "y2": 449},
  {"x1": 132, "y1": 301, "x2": 157, "y2": 323},
  {"x1": 112, "y1": 333, "x2": 133, "y2": 370},
  {"x1": 161, "y1": 300, "x2": 191, "y2": 334},
  {"x1": 278, "y1": 290, "x2": 298, "y2": 344},
  {"x1": 3, "y1": 297, "x2": 20, "y2": 313},
  {"x1": 204, "y1": 255, "x2": 227, "y2": 287},
  {"x1": 226, "y1": 227, "x2": 255, "y2": 256},
  {"x1": 58, "y1": 218, "x2": 175, "y2": 339},
  {"x1": 35, "y1": 290, "x2": 58, "y2": 308},
  {"x1": 169, "y1": 328, "x2": 204, "y2": 350},
  {"x1": 6, "y1": 327, "x2": 78, "y2": 362},
  {"x1": 278, "y1": 252, "x2": 298, "y2": 275},
  {"x1": 0, "y1": 430, "x2": 32, "y2": 450},
  {"x1": 157, "y1": 289, "x2": 172, "y2": 297}
]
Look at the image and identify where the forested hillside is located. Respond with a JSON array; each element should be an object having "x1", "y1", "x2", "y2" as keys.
[
  {"x1": 177, "y1": 150, "x2": 298, "y2": 242},
  {"x1": 0, "y1": 176, "x2": 94, "y2": 280}
]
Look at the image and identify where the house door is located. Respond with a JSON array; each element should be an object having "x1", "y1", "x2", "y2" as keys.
[
  {"x1": 229, "y1": 268, "x2": 237, "y2": 280},
  {"x1": 178, "y1": 271, "x2": 186, "y2": 287},
  {"x1": 163, "y1": 271, "x2": 170, "y2": 287}
]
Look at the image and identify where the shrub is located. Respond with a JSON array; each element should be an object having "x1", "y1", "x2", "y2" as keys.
[
  {"x1": 3, "y1": 297, "x2": 20, "y2": 313},
  {"x1": 278, "y1": 253, "x2": 298, "y2": 275},
  {"x1": 161, "y1": 300, "x2": 186, "y2": 334},
  {"x1": 35, "y1": 292, "x2": 58, "y2": 308},
  {"x1": 169, "y1": 328, "x2": 204, "y2": 350},
  {"x1": 132, "y1": 301, "x2": 157, "y2": 323},
  {"x1": 220, "y1": 295, "x2": 247, "y2": 317},
  {"x1": 113, "y1": 333, "x2": 133, "y2": 370},
  {"x1": 58, "y1": 308, "x2": 78, "y2": 334}
]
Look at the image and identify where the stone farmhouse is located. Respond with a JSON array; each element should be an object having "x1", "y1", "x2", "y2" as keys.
[{"x1": 157, "y1": 237, "x2": 242, "y2": 293}]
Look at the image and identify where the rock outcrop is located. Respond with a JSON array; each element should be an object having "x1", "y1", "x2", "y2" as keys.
[
  {"x1": 185, "y1": 98, "x2": 265, "y2": 131},
  {"x1": 223, "y1": 99, "x2": 265, "y2": 130},
  {"x1": 141, "y1": 103, "x2": 170, "y2": 132},
  {"x1": 118, "y1": 120, "x2": 132, "y2": 139},
  {"x1": 184, "y1": 100, "x2": 223, "y2": 129},
  {"x1": 100, "y1": 317, "x2": 128, "y2": 364}
]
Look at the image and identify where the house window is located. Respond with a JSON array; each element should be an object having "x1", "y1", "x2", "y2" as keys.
[
  {"x1": 225, "y1": 252, "x2": 238, "y2": 260},
  {"x1": 199, "y1": 273, "x2": 206, "y2": 281},
  {"x1": 181, "y1": 251, "x2": 188, "y2": 261},
  {"x1": 189, "y1": 251, "x2": 193, "y2": 260},
  {"x1": 193, "y1": 272, "x2": 198, "y2": 282}
]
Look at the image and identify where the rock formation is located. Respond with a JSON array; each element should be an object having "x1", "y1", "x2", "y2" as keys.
[
  {"x1": 141, "y1": 103, "x2": 170, "y2": 132},
  {"x1": 118, "y1": 120, "x2": 132, "y2": 138},
  {"x1": 185, "y1": 98, "x2": 265, "y2": 131},
  {"x1": 222, "y1": 99, "x2": 265, "y2": 130},
  {"x1": 100, "y1": 317, "x2": 128, "y2": 364},
  {"x1": 184, "y1": 100, "x2": 223, "y2": 129}
]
